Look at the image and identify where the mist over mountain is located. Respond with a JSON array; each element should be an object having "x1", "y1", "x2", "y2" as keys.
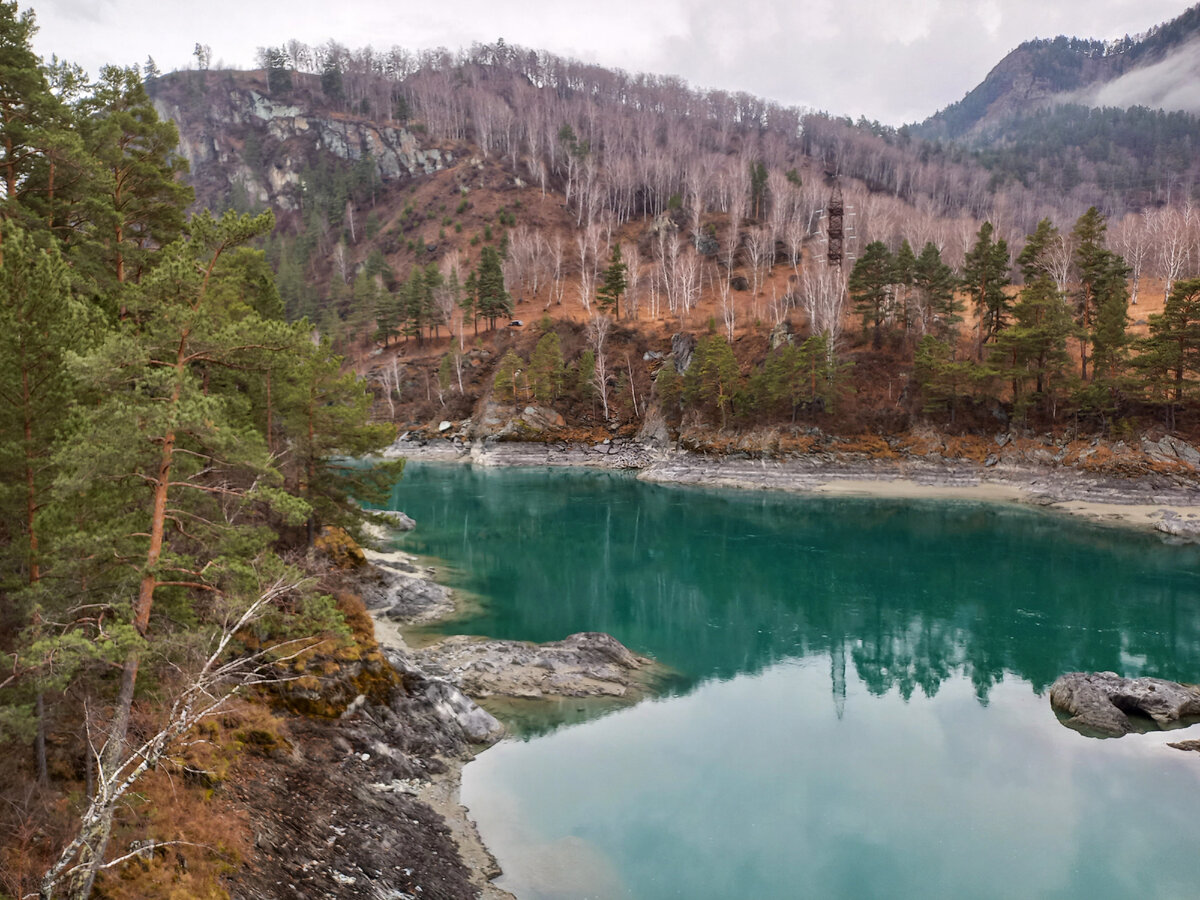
[{"x1": 916, "y1": 3, "x2": 1200, "y2": 142}]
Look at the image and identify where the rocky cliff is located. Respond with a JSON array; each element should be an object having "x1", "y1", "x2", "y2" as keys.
[{"x1": 149, "y1": 72, "x2": 453, "y2": 214}]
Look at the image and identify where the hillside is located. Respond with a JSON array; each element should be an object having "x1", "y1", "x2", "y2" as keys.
[{"x1": 142, "y1": 43, "x2": 1200, "y2": 450}]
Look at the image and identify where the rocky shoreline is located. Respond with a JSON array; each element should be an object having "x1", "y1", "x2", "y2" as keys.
[
  {"x1": 383, "y1": 431, "x2": 1200, "y2": 540},
  {"x1": 348, "y1": 540, "x2": 660, "y2": 899}
]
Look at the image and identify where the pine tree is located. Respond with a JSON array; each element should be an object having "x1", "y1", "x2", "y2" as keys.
[
  {"x1": 77, "y1": 66, "x2": 192, "y2": 298},
  {"x1": 1137, "y1": 278, "x2": 1200, "y2": 428},
  {"x1": 528, "y1": 331, "x2": 565, "y2": 404},
  {"x1": 596, "y1": 242, "x2": 628, "y2": 319},
  {"x1": 961, "y1": 222, "x2": 1011, "y2": 355},
  {"x1": 48, "y1": 210, "x2": 301, "y2": 892},
  {"x1": 891, "y1": 239, "x2": 917, "y2": 333},
  {"x1": 0, "y1": 223, "x2": 90, "y2": 587},
  {"x1": 684, "y1": 336, "x2": 740, "y2": 427},
  {"x1": 476, "y1": 246, "x2": 511, "y2": 329},
  {"x1": 848, "y1": 240, "x2": 893, "y2": 348},
  {"x1": 0, "y1": 3, "x2": 86, "y2": 248},
  {"x1": 913, "y1": 242, "x2": 960, "y2": 339},
  {"x1": 992, "y1": 275, "x2": 1074, "y2": 420},
  {"x1": 493, "y1": 349, "x2": 524, "y2": 402},
  {"x1": 462, "y1": 268, "x2": 479, "y2": 335},
  {"x1": 1071, "y1": 207, "x2": 1128, "y2": 381}
]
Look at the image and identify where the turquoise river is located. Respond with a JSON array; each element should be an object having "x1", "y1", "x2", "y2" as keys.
[{"x1": 384, "y1": 462, "x2": 1200, "y2": 900}]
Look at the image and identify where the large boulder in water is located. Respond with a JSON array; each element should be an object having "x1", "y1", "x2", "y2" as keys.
[{"x1": 1049, "y1": 671, "x2": 1200, "y2": 737}]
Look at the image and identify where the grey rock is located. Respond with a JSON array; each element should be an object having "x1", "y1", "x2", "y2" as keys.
[
  {"x1": 359, "y1": 549, "x2": 454, "y2": 624},
  {"x1": 1141, "y1": 435, "x2": 1200, "y2": 468},
  {"x1": 671, "y1": 333, "x2": 697, "y2": 374},
  {"x1": 1049, "y1": 671, "x2": 1200, "y2": 737},
  {"x1": 1153, "y1": 509, "x2": 1200, "y2": 540},
  {"x1": 412, "y1": 631, "x2": 655, "y2": 700},
  {"x1": 769, "y1": 321, "x2": 793, "y2": 350}
]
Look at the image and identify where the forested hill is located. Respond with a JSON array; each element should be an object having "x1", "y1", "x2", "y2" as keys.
[{"x1": 914, "y1": 3, "x2": 1200, "y2": 142}]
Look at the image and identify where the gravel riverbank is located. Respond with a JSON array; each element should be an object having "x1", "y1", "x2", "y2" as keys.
[{"x1": 385, "y1": 433, "x2": 1200, "y2": 540}]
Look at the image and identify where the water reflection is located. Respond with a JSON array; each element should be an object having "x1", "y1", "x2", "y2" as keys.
[{"x1": 387, "y1": 463, "x2": 1200, "y2": 721}]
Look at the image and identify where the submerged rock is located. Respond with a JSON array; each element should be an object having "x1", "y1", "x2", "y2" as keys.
[{"x1": 1049, "y1": 671, "x2": 1200, "y2": 737}]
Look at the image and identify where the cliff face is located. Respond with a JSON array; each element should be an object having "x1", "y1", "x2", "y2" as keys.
[{"x1": 149, "y1": 72, "x2": 453, "y2": 214}]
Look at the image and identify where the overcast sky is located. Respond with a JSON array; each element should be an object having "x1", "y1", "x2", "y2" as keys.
[{"x1": 29, "y1": 0, "x2": 1196, "y2": 125}]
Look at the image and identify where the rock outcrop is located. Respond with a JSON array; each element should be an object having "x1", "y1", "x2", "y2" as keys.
[
  {"x1": 411, "y1": 632, "x2": 657, "y2": 700},
  {"x1": 149, "y1": 74, "x2": 452, "y2": 213},
  {"x1": 1049, "y1": 671, "x2": 1200, "y2": 737},
  {"x1": 359, "y1": 547, "x2": 456, "y2": 625}
]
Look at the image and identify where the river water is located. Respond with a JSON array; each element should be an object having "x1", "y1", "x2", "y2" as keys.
[{"x1": 385, "y1": 462, "x2": 1200, "y2": 899}]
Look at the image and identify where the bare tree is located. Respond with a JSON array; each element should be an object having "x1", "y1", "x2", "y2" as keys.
[
  {"x1": 1150, "y1": 206, "x2": 1191, "y2": 301},
  {"x1": 622, "y1": 244, "x2": 641, "y2": 319},
  {"x1": 1113, "y1": 212, "x2": 1150, "y2": 305},
  {"x1": 802, "y1": 265, "x2": 847, "y2": 344},
  {"x1": 587, "y1": 313, "x2": 612, "y2": 421},
  {"x1": 40, "y1": 579, "x2": 315, "y2": 900},
  {"x1": 718, "y1": 272, "x2": 736, "y2": 341},
  {"x1": 548, "y1": 233, "x2": 566, "y2": 307},
  {"x1": 377, "y1": 355, "x2": 403, "y2": 419}
]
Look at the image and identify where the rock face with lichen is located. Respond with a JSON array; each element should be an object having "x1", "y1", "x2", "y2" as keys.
[{"x1": 1049, "y1": 671, "x2": 1200, "y2": 737}]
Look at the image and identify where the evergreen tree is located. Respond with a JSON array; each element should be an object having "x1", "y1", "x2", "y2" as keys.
[
  {"x1": 423, "y1": 263, "x2": 444, "y2": 338},
  {"x1": 992, "y1": 274, "x2": 1074, "y2": 420},
  {"x1": 0, "y1": 3, "x2": 86, "y2": 247},
  {"x1": 49, "y1": 210, "x2": 301, "y2": 891},
  {"x1": 914, "y1": 335, "x2": 975, "y2": 424},
  {"x1": 749, "y1": 160, "x2": 768, "y2": 219},
  {"x1": 262, "y1": 45, "x2": 293, "y2": 94},
  {"x1": 961, "y1": 221, "x2": 1011, "y2": 355},
  {"x1": 891, "y1": 239, "x2": 917, "y2": 333},
  {"x1": 493, "y1": 349, "x2": 524, "y2": 402},
  {"x1": 913, "y1": 242, "x2": 961, "y2": 339},
  {"x1": 1071, "y1": 207, "x2": 1129, "y2": 381},
  {"x1": 1137, "y1": 278, "x2": 1200, "y2": 427},
  {"x1": 274, "y1": 334, "x2": 401, "y2": 546},
  {"x1": 462, "y1": 268, "x2": 479, "y2": 335},
  {"x1": 528, "y1": 331, "x2": 565, "y2": 403},
  {"x1": 77, "y1": 65, "x2": 192, "y2": 300},
  {"x1": 0, "y1": 223, "x2": 90, "y2": 587},
  {"x1": 476, "y1": 246, "x2": 511, "y2": 329},
  {"x1": 684, "y1": 336, "x2": 740, "y2": 427},
  {"x1": 576, "y1": 349, "x2": 596, "y2": 400},
  {"x1": 848, "y1": 240, "x2": 893, "y2": 348},
  {"x1": 596, "y1": 243, "x2": 628, "y2": 319}
]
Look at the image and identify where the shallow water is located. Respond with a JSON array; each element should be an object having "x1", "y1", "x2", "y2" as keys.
[{"x1": 385, "y1": 463, "x2": 1200, "y2": 899}]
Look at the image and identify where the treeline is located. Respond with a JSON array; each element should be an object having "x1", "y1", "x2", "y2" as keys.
[
  {"x1": 845, "y1": 208, "x2": 1200, "y2": 431},
  {"x1": 0, "y1": 6, "x2": 399, "y2": 897},
  {"x1": 597, "y1": 207, "x2": 1200, "y2": 436}
]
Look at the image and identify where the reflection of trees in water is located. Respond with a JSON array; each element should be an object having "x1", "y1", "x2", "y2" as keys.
[{"x1": 390, "y1": 464, "x2": 1200, "y2": 707}]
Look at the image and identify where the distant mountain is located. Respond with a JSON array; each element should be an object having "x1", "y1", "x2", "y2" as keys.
[
  {"x1": 902, "y1": 4, "x2": 1200, "y2": 206},
  {"x1": 915, "y1": 4, "x2": 1200, "y2": 142}
]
